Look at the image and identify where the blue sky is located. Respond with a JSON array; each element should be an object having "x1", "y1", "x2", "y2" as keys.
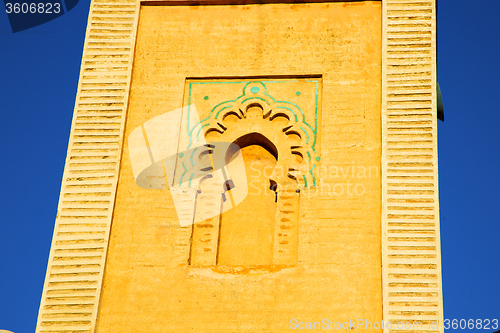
[{"x1": 0, "y1": 0, "x2": 499, "y2": 332}]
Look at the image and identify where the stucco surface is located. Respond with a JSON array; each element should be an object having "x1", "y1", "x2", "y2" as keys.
[{"x1": 95, "y1": 2, "x2": 382, "y2": 332}]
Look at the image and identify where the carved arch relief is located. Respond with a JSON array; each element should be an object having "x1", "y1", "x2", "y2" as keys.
[{"x1": 187, "y1": 80, "x2": 321, "y2": 267}]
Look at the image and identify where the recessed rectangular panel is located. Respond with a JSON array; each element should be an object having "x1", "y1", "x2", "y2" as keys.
[{"x1": 96, "y1": 3, "x2": 383, "y2": 332}]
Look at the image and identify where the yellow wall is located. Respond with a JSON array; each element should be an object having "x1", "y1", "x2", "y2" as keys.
[{"x1": 96, "y1": 2, "x2": 382, "y2": 332}]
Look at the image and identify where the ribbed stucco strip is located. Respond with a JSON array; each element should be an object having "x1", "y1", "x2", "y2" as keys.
[
  {"x1": 34, "y1": 0, "x2": 140, "y2": 332},
  {"x1": 382, "y1": 0, "x2": 443, "y2": 332}
]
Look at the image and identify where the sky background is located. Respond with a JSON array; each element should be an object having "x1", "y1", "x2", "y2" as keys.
[{"x1": 1, "y1": 0, "x2": 499, "y2": 332}]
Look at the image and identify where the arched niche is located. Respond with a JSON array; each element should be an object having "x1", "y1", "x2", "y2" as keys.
[{"x1": 190, "y1": 99, "x2": 308, "y2": 267}]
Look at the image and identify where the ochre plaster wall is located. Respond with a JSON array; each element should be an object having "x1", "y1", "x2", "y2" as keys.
[{"x1": 96, "y1": 2, "x2": 382, "y2": 332}]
